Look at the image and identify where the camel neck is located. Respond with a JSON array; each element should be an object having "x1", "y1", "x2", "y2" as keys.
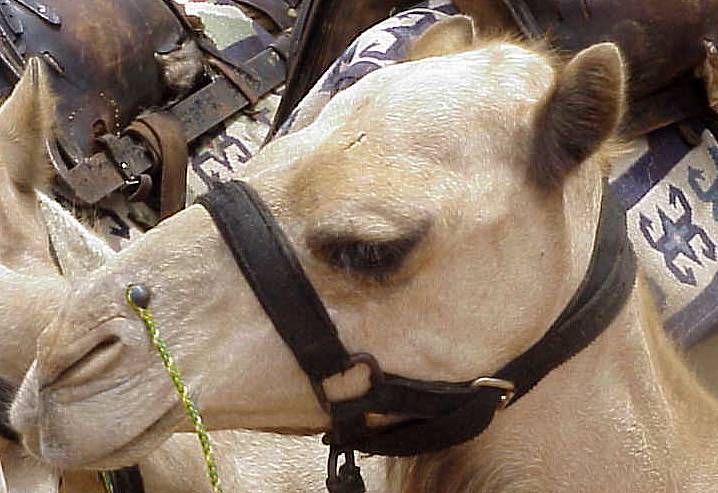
[{"x1": 387, "y1": 281, "x2": 718, "y2": 492}]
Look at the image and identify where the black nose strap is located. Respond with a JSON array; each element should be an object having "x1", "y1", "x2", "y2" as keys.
[{"x1": 196, "y1": 181, "x2": 353, "y2": 384}]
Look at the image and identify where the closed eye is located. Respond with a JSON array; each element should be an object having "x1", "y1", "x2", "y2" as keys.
[{"x1": 307, "y1": 228, "x2": 427, "y2": 279}]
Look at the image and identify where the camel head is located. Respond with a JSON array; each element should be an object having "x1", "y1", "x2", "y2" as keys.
[{"x1": 12, "y1": 18, "x2": 627, "y2": 469}]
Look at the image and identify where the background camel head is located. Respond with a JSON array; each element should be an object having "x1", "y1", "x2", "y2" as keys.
[
  {"x1": 0, "y1": 57, "x2": 115, "y2": 387},
  {"x1": 0, "y1": 59, "x2": 118, "y2": 493},
  {"x1": 12, "y1": 18, "x2": 627, "y2": 469}
]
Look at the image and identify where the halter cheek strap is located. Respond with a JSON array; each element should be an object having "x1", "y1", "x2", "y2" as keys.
[{"x1": 197, "y1": 179, "x2": 636, "y2": 491}]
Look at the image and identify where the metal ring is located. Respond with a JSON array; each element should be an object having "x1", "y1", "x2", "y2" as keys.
[{"x1": 471, "y1": 377, "x2": 516, "y2": 409}]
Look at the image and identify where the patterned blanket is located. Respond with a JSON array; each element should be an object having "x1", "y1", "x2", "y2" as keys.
[{"x1": 275, "y1": 0, "x2": 718, "y2": 348}]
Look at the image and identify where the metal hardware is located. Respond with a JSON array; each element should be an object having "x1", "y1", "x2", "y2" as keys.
[
  {"x1": 472, "y1": 377, "x2": 516, "y2": 409},
  {"x1": 94, "y1": 133, "x2": 156, "y2": 203},
  {"x1": 123, "y1": 173, "x2": 153, "y2": 202},
  {"x1": 41, "y1": 51, "x2": 64, "y2": 74},
  {"x1": 12, "y1": 0, "x2": 60, "y2": 25},
  {"x1": 346, "y1": 353, "x2": 385, "y2": 387},
  {"x1": 326, "y1": 448, "x2": 365, "y2": 493},
  {"x1": 0, "y1": 4, "x2": 24, "y2": 80}
]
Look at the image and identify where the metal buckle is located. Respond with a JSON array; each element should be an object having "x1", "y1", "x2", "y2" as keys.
[
  {"x1": 312, "y1": 353, "x2": 385, "y2": 413},
  {"x1": 471, "y1": 377, "x2": 515, "y2": 409}
]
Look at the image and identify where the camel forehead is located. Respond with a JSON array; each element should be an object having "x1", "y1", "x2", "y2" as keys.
[
  {"x1": 277, "y1": 43, "x2": 557, "y2": 222},
  {"x1": 337, "y1": 42, "x2": 556, "y2": 126},
  {"x1": 292, "y1": 43, "x2": 557, "y2": 180}
]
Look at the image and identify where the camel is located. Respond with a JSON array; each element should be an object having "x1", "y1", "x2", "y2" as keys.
[
  {"x1": 11, "y1": 15, "x2": 718, "y2": 492},
  {"x1": 0, "y1": 59, "x2": 383, "y2": 492}
]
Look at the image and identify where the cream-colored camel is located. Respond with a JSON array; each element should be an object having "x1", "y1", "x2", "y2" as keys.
[
  {"x1": 12, "y1": 17, "x2": 718, "y2": 492},
  {"x1": 0, "y1": 59, "x2": 383, "y2": 492}
]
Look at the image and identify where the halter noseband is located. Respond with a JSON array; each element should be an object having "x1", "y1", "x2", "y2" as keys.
[{"x1": 197, "y1": 178, "x2": 636, "y2": 492}]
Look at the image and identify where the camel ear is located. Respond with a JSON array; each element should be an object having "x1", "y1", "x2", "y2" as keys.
[
  {"x1": 0, "y1": 58, "x2": 56, "y2": 192},
  {"x1": 531, "y1": 43, "x2": 626, "y2": 187},
  {"x1": 37, "y1": 192, "x2": 117, "y2": 280},
  {"x1": 407, "y1": 15, "x2": 476, "y2": 61}
]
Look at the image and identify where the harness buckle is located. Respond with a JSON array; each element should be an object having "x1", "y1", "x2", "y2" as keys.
[{"x1": 471, "y1": 377, "x2": 515, "y2": 409}]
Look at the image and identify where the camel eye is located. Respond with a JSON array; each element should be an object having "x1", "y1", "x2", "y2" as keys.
[{"x1": 308, "y1": 233, "x2": 424, "y2": 278}]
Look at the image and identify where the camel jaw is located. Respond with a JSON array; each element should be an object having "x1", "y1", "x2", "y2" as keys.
[{"x1": 11, "y1": 360, "x2": 182, "y2": 469}]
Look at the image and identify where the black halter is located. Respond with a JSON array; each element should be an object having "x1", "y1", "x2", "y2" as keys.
[{"x1": 197, "y1": 178, "x2": 636, "y2": 492}]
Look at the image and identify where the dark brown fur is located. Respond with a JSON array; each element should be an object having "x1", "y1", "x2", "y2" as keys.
[{"x1": 530, "y1": 44, "x2": 626, "y2": 188}]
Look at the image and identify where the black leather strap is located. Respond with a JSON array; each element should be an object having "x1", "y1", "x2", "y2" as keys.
[
  {"x1": 334, "y1": 185, "x2": 636, "y2": 456},
  {"x1": 198, "y1": 179, "x2": 636, "y2": 459},
  {"x1": 196, "y1": 181, "x2": 352, "y2": 383},
  {"x1": 495, "y1": 187, "x2": 634, "y2": 401}
]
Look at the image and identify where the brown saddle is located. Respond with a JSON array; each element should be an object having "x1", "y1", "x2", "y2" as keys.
[
  {"x1": 493, "y1": 0, "x2": 718, "y2": 137},
  {"x1": 273, "y1": 0, "x2": 718, "y2": 140},
  {"x1": 0, "y1": 0, "x2": 295, "y2": 219}
]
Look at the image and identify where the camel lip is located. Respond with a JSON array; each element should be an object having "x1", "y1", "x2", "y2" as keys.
[{"x1": 41, "y1": 400, "x2": 184, "y2": 470}]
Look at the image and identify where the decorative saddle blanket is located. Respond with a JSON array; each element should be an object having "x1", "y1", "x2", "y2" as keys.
[{"x1": 273, "y1": 0, "x2": 718, "y2": 348}]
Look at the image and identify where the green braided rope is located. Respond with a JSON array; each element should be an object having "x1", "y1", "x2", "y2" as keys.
[
  {"x1": 100, "y1": 471, "x2": 115, "y2": 493},
  {"x1": 101, "y1": 285, "x2": 223, "y2": 493}
]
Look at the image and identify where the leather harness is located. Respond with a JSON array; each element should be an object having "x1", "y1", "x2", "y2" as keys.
[{"x1": 197, "y1": 179, "x2": 637, "y2": 493}]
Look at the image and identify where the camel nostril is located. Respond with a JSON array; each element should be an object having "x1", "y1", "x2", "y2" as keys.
[{"x1": 46, "y1": 336, "x2": 123, "y2": 391}]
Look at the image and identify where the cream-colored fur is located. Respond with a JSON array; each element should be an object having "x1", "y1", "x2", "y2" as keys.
[
  {"x1": 0, "y1": 60, "x2": 380, "y2": 492},
  {"x1": 11, "y1": 21, "x2": 718, "y2": 492}
]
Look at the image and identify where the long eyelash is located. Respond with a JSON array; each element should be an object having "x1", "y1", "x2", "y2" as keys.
[{"x1": 317, "y1": 235, "x2": 423, "y2": 278}]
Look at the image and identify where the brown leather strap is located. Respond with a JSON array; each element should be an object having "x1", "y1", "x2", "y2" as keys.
[{"x1": 126, "y1": 112, "x2": 188, "y2": 220}]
